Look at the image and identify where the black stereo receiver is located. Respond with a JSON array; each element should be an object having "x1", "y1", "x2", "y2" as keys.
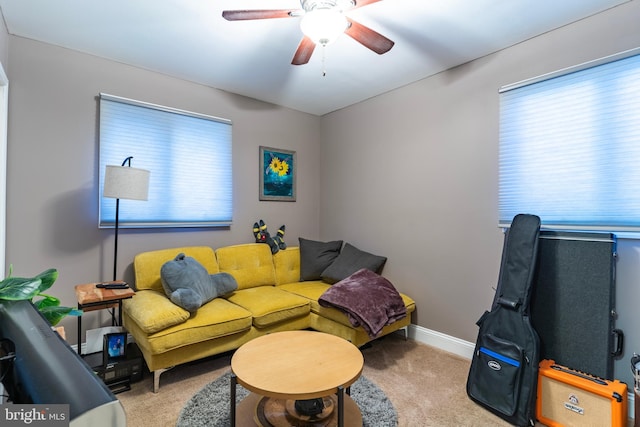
[{"x1": 83, "y1": 342, "x2": 143, "y2": 393}]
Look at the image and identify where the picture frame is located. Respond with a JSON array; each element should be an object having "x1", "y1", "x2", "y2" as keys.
[
  {"x1": 103, "y1": 332, "x2": 127, "y2": 365},
  {"x1": 259, "y1": 146, "x2": 296, "y2": 202}
]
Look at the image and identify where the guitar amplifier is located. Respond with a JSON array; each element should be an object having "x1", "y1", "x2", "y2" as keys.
[{"x1": 537, "y1": 359, "x2": 627, "y2": 427}]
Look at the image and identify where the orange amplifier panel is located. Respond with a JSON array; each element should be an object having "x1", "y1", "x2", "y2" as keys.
[{"x1": 537, "y1": 359, "x2": 627, "y2": 427}]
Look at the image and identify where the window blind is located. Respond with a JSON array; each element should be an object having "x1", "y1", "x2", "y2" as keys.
[
  {"x1": 99, "y1": 94, "x2": 233, "y2": 228},
  {"x1": 499, "y1": 48, "x2": 640, "y2": 231}
]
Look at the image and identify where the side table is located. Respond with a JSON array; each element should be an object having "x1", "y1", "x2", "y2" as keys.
[{"x1": 74, "y1": 282, "x2": 135, "y2": 355}]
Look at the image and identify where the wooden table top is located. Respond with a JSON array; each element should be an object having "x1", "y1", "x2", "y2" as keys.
[
  {"x1": 231, "y1": 330, "x2": 364, "y2": 400},
  {"x1": 74, "y1": 282, "x2": 135, "y2": 305}
]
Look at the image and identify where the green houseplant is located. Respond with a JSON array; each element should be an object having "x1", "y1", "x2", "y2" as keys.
[{"x1": 0, "y1": 266, "x2": 82, "y2": 325}]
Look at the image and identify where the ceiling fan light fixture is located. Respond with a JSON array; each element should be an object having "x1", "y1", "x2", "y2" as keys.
[{"x1": 300, "y1": 8, "x2": 348, "y2": 46}]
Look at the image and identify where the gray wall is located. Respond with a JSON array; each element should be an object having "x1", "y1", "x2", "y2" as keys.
[
  {"x1": 0, "y1": 15, "x2": 8, "y2": 66},
  {"x1": 320, "y1": 0, "x2": 640, "y2": 387},
  {"x1": 5, "y1": 37, "x2": 322, "y2": 339}
]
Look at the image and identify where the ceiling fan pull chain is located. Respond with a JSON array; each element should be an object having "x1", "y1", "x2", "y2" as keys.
[{"x1": 322, "y1": 45, "x2": 327, "y2": 77}]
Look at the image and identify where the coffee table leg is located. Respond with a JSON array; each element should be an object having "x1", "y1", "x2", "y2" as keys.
[
  {"x1": 337, "y1": 386, "x2": 344, "y2": 427},
  {"x1": 230, "y1": 373, "x2": 237, "y2": 427}
]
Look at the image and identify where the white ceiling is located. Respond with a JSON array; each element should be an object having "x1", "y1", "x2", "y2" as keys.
[{"x1": 0, "y1": 0, "x2": 629, "y2": 115}]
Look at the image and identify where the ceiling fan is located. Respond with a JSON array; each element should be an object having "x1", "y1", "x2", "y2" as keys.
[{"x1": 222, "y1": 0, "x2": 394, "y2": 65}]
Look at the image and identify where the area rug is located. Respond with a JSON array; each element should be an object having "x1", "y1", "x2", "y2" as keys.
[{"x1": 177, "y1": 371, "x2": 397, "y2": 427}]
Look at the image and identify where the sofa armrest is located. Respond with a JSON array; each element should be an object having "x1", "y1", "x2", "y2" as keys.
[{"x1": 122, "y1": 290, "x2": 190, "y2": 334}]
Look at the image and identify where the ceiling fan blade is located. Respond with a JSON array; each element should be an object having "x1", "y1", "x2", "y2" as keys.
[
  {"x1": 345, "y1": 18, "x2": 394, "y2": 54},
  {"x1": 353, "y1": 0, "x2": 383, "y2": 10},
  {"x1": 222, "y1": 9, "x2": 299, "y2": 21},
  {"x1": 291, "y1": 36, "x2": 316, "y2": 65}
]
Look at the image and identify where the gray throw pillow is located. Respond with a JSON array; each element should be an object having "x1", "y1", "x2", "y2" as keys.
[
  {"x1": 321, "y1": 243, "x2": 387, "y2": 284},
  {"x1": 299, "y1": 238, "x2": 343, "y2": 281}
]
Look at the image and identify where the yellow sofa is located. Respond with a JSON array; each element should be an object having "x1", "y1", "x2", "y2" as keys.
[{"x1": 122, "y1": 243, "x2": 416, "y2": 392}]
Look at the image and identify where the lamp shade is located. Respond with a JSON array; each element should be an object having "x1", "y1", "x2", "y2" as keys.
[{"x1": 103, "y1": 165, "x2": 150, "y2": 201}]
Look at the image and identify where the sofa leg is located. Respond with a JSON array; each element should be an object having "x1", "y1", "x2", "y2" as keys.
[
  {"x1": 399, "y1": 326, "x2": 408, "y2": 341},
  {"x1": 153, "y1": 366, "x2": 174, "y2": 393}
]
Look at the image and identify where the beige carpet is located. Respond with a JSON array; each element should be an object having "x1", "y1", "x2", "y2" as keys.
[{"x1": 117, "y1": 333, "x2": 525, "y2": 426}]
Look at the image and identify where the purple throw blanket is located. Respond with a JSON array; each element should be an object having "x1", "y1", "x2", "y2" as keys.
[{"x1": 318, "y1": 268, "x2": 407, "y2": 338}]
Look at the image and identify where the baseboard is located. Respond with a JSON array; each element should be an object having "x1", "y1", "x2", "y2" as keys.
[
  {"x1": 407, "y1": 324, "x2": 475, "y2": 359},
  {"x1": 406, "y1": 324, "x2": 636, "y2": 421}
]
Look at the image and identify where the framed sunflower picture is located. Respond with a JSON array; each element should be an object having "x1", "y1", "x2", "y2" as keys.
[{"x1": 259, "y1": 146, "x2": 296, "y2": 201}]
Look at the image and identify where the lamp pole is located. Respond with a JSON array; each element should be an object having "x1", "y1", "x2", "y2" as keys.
[{"x1": 113, "y1": 156, "x2": 132, "y2": 281}]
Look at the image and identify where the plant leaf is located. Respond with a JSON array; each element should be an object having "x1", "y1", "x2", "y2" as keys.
[
  {"x1": 34, "y1": 268, "x2": 58, "y2": 293},
  {"x1": 38, "y1": 306, "x2": 81, "y2": 326},
  {"x1": 0, "y1": 277, "x2": 42, "y2": 300},
  {"x1": 0, "y1": 267, "x2": 76, "y2": 326},
  {"x1": 33, "y1": 294, "x2": 60, "y2": 310}
]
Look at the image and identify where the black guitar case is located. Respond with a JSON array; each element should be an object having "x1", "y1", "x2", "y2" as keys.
[{"x1": 466, "y1": 214, "x2": 541, "y2": 427}]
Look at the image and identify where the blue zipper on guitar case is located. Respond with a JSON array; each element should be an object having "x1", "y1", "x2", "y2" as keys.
[{"x1": 479, "y1": 346, "x2": 521, "y2": 368}]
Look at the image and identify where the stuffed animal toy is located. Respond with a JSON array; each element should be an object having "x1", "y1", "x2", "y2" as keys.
[
  {"x1": 252, "y1": 219, "x2": 286, "y2": 254},
  {"x1": 160, "y1": 253, "x2": 238, "y2": 313},
  {"x1": 274, "y1": 224, "x2": 287, "y2": 250}
]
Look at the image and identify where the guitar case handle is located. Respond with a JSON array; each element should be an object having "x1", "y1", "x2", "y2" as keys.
[
  {"x1": 496, "y1": 297, "x2": 521, "y2": 310},
  {"x1": 612, "y1": 329, "x2": 624, "y2": 357}
]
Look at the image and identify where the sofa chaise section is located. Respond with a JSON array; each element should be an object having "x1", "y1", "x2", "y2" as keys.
[{"x1": 273, "y1": 247, "x2": 416, "y2": 347}]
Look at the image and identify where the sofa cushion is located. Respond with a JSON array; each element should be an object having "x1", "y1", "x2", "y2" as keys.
[
  {"x1": 273, "y1": 246, "x2": 301, "y2": 285},
  {"x1": 299, "y1": 238, "x2": 343, "y2": 281},
  {"x1": 216, "y1": 244, "x2": 277, "y2": 289},
  {"x1": 321, "y1": 243, "x2": 387, "y2": 284},
  {"x1": 144, "y1": 298, "x2": 253, "y2": 353},
  {"x1": 277, "y1": 281, "x2": 331, "y2": 313},
  {"x1": 122, "y1": 290, "x2": 191, "y2": 334},
  {"x1": 134, "y1": 246, "x2": 219, "y2": 293},
  {"x1": 225, "y1": 287, "x2": 310, "y2": 328}
]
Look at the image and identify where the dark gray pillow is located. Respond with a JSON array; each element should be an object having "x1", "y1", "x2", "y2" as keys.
[
  {"x1": 299, "y1": 238, "x2": 343, "y2": 281},
  {"x1": 321, "y1": 243, "x2": 387, "y2": 284}
]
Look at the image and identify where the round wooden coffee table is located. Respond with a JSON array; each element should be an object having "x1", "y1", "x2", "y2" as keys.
[{"x1": 230, "y1": 330, "x2": 364, "y2": 427}]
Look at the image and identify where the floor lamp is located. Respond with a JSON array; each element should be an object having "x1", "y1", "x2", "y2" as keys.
[{"x1": 103, "y1": 156, "x2": 150, "y2": 281}]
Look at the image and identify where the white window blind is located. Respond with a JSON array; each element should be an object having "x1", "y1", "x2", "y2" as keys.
[
  {"x1": 499, "y1": 48, "x2": 640, "y2": 231},
  {"x1": 99, "y1": 94, "x2": 233, "y2": 228}
]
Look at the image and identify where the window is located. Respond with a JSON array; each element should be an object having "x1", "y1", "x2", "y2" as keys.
[
  {"x1": 99, "y1": 94, "x2": 233, "y2": 228},
  {"x1": 499, "y1": 48, "x2": 640, "y2": 231}
]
